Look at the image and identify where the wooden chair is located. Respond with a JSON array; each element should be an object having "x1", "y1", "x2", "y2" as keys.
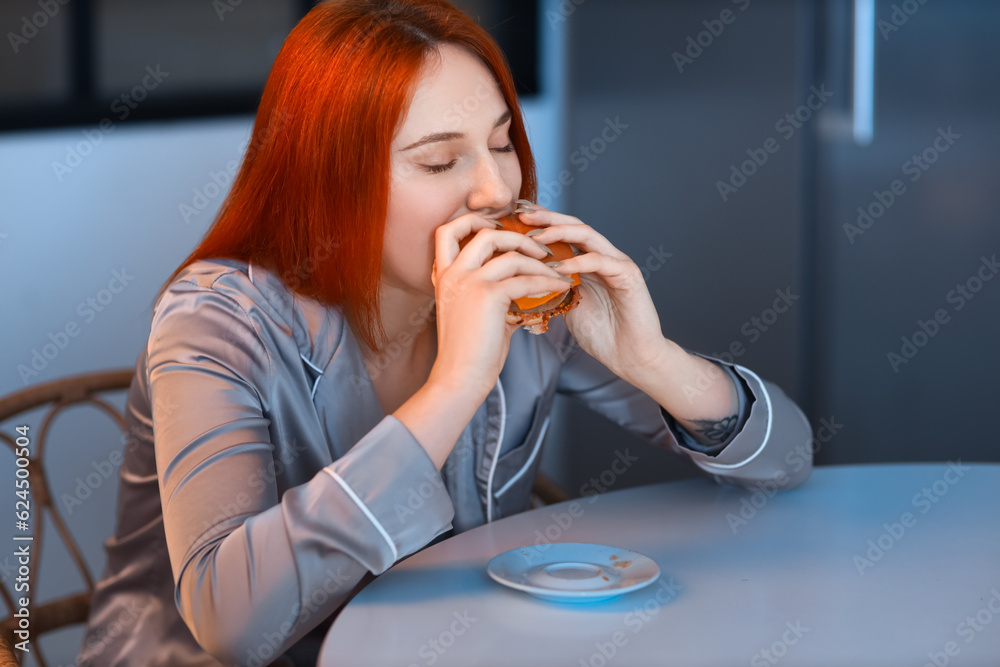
[
  {"x1": 0, "y1": 636, "x2": 18, "y2": 667},
  {"x1": 530, "y1": 471, "x2": 572, "y2": 508},
  {"x1": 0, "y1": 369, "x2": 135, "y2": 666}
]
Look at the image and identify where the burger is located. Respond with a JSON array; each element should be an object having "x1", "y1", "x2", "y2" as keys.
[
  {"x1": 432, "y1": 212, "x2": 582, "y2": 334},
  {"x1": 493, "y1": 212, "x2": 583, "y2": 334}
]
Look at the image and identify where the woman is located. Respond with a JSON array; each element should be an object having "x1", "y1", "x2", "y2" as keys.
[{"x1": 78, "y1": 1, "x2": 813, "y2": 664}]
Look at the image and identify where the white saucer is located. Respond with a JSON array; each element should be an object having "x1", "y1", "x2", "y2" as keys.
[{"x1": 486, "y1": 542, "x2": 660, "y2": 603}]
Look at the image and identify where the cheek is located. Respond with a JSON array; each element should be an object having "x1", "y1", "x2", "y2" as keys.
[
  {"x1": 503, "y1": 156, "x2": 523, "y2": 195},
  {"x1": 384, "y1": 183, "x2": 448, "y2": 278}
]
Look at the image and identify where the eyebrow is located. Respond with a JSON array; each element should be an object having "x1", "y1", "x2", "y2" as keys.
[{"x1": 399, "y1": 109, "x2": 512, "y2": 152}]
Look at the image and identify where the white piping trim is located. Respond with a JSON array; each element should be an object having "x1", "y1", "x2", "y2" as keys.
[
  {"x1": 496, "y1": 414, "x2": 550, "y2": 498},
  {"x1": 695, "y1": 365, "x2": 772, "y2": 470},
  {"x1": 322, "y1": 468, "x2": 399, "y2": 564},
  {"x1": 485, "y1": 377, "x2": 507, "y2": 523},
  {"x1": 300, "y1": 354, "x2": 324, "y2": 399}
]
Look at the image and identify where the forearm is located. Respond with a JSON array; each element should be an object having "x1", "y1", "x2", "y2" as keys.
[
  {"x1": 625, "y1": 339, "x2": 740, "y2": 448},
  {"x1": 173, "y1": 422, "x2": 457, "y2": 660}
]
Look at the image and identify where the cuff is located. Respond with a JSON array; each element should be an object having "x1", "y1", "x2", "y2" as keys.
[
  {"x1": 286, "y1": 415, "x2": 455, "y2": 576},
  {"x1": 659, "y1": 360, "x2": 753, "y2": 456}
]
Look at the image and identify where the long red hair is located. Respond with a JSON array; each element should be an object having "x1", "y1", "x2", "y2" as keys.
[{"x1": 158, "y1": 0, "x2": 537, "y2": 353}]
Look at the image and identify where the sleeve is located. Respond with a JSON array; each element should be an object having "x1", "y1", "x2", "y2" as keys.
[
  {"x1": 148, "y1": 282, "x2": 454, "y2": 663},
  {"x1": 554, "y1": 329, "x2": 813, "y2": 492},
  {"x1": 661, "y1": 361, "x2": 752, "y2": 455}
]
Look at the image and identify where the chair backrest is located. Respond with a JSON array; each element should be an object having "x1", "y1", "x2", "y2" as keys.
[
  {"x1": 0, "y1": 369, "x2": 134, "y2": 666},
  {"x1": 530, "y1": 471, "x2": 571, "y2": 508}
]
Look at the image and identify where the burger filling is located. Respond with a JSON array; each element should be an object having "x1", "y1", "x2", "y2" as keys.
[{"x1": 511, "y1": 287, "x2": 575, "y2": 315}]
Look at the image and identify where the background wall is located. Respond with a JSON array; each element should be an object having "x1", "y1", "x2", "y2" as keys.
[{"x1": 541, "y1": 0, "x2": 1000, "y2": 496}]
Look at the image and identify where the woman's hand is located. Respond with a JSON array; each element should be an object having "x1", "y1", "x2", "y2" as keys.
[
  {"x1": 430, "y1": 213, "x2": 576, "y2": 400},
  {"x1": 513, "y1": 201, "x2": 672, "y2": 384}
]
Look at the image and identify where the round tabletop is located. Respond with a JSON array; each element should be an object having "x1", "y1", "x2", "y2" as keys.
[{"x1": 320, "y1": 463, "x2": 1000, "y2": 666}]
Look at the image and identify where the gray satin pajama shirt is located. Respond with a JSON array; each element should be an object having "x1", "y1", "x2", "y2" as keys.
[{"x1": 77, "y1": 258, "x2": 813, "y2": 666}]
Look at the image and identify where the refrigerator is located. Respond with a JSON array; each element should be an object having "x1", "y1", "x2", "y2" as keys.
[{"x1": 541, "y1": 0, "x2": 1000, "y2": 493}]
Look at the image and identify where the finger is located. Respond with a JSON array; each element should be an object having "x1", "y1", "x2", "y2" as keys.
[
  {"x1": 456, "y1": 228, "x2": 553, "y2": 271},
  {"x1": 513, "y1": 199, "x2": 558, "y2": 213},
  {"x1": 434, "y1": 215, "x2": 506, "y2": 274},
  {"x1": 513, "y1": 206, "x2": 581, "y2": 226},
  {"x1": 523, "y1": 220, "x2": 630, "y2": 261},
  {"x1": 475, "y1": 250, "x2": 570, "y2": 284},
  {"x1": 499, "y1": 273, "x2": 579, "y2": 304},
  {"x1": 550, "y1": 251, "x2": 638, "y2": 285}
]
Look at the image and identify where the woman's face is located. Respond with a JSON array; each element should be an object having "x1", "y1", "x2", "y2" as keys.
[{"x1": 384, "y1": 44, "x2": 523, "y2": 298}]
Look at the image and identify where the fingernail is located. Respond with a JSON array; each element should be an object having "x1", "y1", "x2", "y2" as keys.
[
  {"x1": 525, "y1": 229, "x2": 546, "y2": 237},
  {"x1": 515, "y1": 198, "x2": 536, "y2": 207},
  {"x1": 488, "y1": 219, "x2": 505, "y2": 228},
  {"x1": 557, "y1": 276, "x2": 575, "y2": 283},
  {"x1": 533, "y1": 240, "x2": 554, "y2": 256},
  {"x1": 514, "y1": 206, "x2": 536, "y2": 215},
  {"x1": 545, "y1": 260, "x2": 563, "y2": 268}
]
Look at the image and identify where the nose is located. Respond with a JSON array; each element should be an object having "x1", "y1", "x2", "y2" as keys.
[{"x1": 466, "y1": 151, "x2": 515, "y2": 216}]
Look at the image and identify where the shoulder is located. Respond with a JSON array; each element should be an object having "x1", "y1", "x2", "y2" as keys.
[
  {"x1": 159, "y1": 258, "x2": 272, "y2": 313},
  {"x1": 153, "y1": 259, "x2": 272, "y2": 345},
  {"x1": 154, "y1": 258, "x2": 352, "y2": 373}
]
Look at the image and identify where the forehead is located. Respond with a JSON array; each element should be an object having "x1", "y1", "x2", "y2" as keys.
[{"x1": 395, "y1": 44, "x2": 508, "y2": 141}]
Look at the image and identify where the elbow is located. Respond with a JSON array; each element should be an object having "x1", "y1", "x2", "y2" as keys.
[
  {"x1": 174, "y1": 568, "x2": 278, "y2": 664},
  {"x1": 191, "y1": 624, "x2": 252, "y2": 665},
  {"x1": 182, "y1": 605, "x2": 279, "y2": 665},
  {"x1": 759, "y1": 376, "x2": 815, "y2": 491},
  {"x1": 720, "y1": 400, "x2": 815, "y2": 492},
  {"x1": 709, "y1": 405, "x2": 815, "y2": 492},
  {"x1": 176, "y1": 594, "x2": 248, "y2": 664},
  {"x1": 174, "y1": 554, "x2": 360, "y2": 663},
  {"x1": 189, "y1": 632, "x2": 248, "y2": 666}
]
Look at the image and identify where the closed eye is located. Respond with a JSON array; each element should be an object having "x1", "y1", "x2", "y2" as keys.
[
  {"x1": 423, "y1": 160, "x2": 458, "y2": 174},
  {"x1": 421, "y1": 142, "x2": 516, "y2": 174}
]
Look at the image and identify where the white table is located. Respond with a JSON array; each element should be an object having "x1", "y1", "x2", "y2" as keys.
[{"x1": 319, "y1": 463, "x2": 1000, "y2": 666}]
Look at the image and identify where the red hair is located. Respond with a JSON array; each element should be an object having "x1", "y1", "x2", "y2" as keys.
[{"x1": 159, "y1": 0, "x2": 537, "y2": 353}]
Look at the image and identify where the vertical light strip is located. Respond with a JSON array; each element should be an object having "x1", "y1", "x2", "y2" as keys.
[{"x1": 853, "y1": 0, "x2": 875, "y2": 145}]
